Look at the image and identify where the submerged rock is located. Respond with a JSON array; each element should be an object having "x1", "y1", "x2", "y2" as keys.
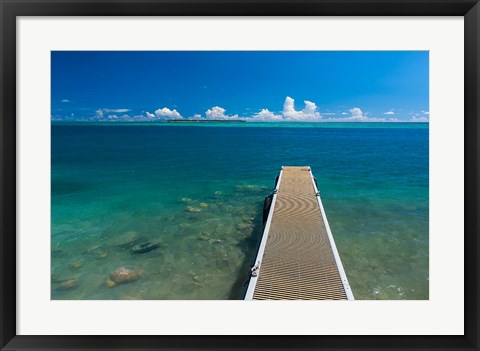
[
  {"x1": 68, "y1": 259, "x2": 84, "y2": 269},
  {"x1": 131, "y1": 242, "x2": 161, "y2": 254},
  {"x1": 85, "y1": 245, "x2": 102, "y2": 254},
  {"x1": 197, "y1": 233, "x2": 210, "y2": 241},
  {"x1": 180, "y1": 197, "x2": 193, "y2": 203},
  {"x1": 58, "y1": 279, "x2": 78, "y2": 290},
  {"x1": 105, "y1": 279, "x2": 116, "y2": 288},
  {"x1": 199, "y1": 203, "x2": 209, "y2": 208},
  {"x1": 112, "y1": 231, "x2": 140, "y2": 248},
  {"x1": 236, "y1": 222, "x2": 253, "y2": 231},
  {"x1": 107, "y1": 267, "x2": 143, "y2": 287},
  {"x1": 186, "y1": 206, "x2": 202, "y2": 213},
  {"x1": 235, "y1": 184, "x2": 268, "y2": 193}
]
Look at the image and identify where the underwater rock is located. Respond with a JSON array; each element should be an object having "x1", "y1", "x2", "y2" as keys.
[
  {"x1": 209, "y1": 239, "x2": 222, "y2": 244},
  {"x1": 199, "y1": 203, "x2": 209, "y2": 208},
  {"x1": 58, "y1": 279, "x2": 78, "y2": 290},
  {"x1": 131, "y1": 242, "x2": 161, "y2": 254},
  {"x1": 180, "y1": 197, "x2": 193, "y2": 203},
  {"x1": 97, "y1": 251, "x2": 108, "y2": 259},
  {"x1": 68, "y1": 259, "x2": 84, "y2": 269},
  {"x1": 112, "y1": 231, "x2": 140, "y2": 248},
  {"x1": 213, "y1": 191, "x2": 223, "y2": 197},
  {"x1": 186, "y1": 206, "x2": 202, "y2": 213},
  {"x1": 197, "y1": 233, "x2": 210, "y2": 241},
  {"x1": 236, "y1": 222, "x2": 253, "y2": 231},
  {"x1": 213, "y1": 251, "x2": 229, "y2": 268},
  {"x1": 108, "y1": 267, "x2": 143, "y2": 286},
  {"x1": 85, "y1": 245, "x2": 101, "y2": 254},
  {"x1": 235, "y1": 184, "x2": 268, "y2": 193},
  {"x1": 105, "y1": 278, "x2": 116, "y2": 288}
]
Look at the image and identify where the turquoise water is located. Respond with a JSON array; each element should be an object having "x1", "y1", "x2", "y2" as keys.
[{"x1": 51, "y1": 122, "x2": 429, "y2": 300}]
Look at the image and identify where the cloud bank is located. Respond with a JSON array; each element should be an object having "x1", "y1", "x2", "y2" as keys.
[
  {"x1": 322, "y1": 107, "x2": 388, "y2": 122},
  {"x1": 95, "y1": 108, "x2": 132, "y2": 119},
  {"x1": 84, "y1": 97, "x2": 427, "y2": 123}
]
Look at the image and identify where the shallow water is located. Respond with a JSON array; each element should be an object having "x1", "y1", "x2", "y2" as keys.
[{"x1": 51, "y1": 122, "x2": 428, "y2": 300}]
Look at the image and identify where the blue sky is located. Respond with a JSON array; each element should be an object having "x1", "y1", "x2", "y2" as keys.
[{"x1": 51, "y1": 51, "x2": 429, "y2": 122}]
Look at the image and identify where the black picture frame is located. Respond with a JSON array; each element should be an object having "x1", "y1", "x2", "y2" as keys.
[{"x1": 1, "y1": 0, "x2": 479, "y2": 350}]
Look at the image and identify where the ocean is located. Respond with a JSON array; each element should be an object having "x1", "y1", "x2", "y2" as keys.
[{"x1": 51, "y1": 122, "x2": 429, "y2": 300}]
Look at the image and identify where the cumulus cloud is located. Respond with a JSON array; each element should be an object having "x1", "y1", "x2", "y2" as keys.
[
  {"x1": 384, "y1": 111, "x2": 395, "y2": 115},
  {"x1": 251, "y1": 109, "x2": 282, "y2": 121},
  {"x1": 282, "y1": 96, "x2": 321, "y2": 121},
  {"x1": 61, "y1": 99, "x2": 70, "y2": 103},
  {"x1": 95, "y1": 109, "x2": 104, "y2": 119},
  {"x1": 346, "y1": 107, "x2": 370, "y2": 121},
  {"x1": 151, "y1": 107, "x2": 182, "y2": 120},
  {"x1": 249, "y1": 96, "x2": 321, "y2": 121},
  {"x1": 204, "y1": 106, "x2": 240, "y2": 120},
  {"x1": 146, "y1": 112, "x2": 155, "y2": 118}
]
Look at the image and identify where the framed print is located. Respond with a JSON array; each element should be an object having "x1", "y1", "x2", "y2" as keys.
[{"x1": 1, "y1": 0, "x2": 479, "y2": 350}]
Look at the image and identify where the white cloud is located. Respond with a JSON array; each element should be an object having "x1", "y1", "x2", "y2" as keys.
[
  {"x1": 107, "y1": 114, "x2": 139, "y2": 121},
  {"x1": 102, "y1": 108, "x2": 131, "y2": 113},
  {"x1": 325, "y1": 107, "x2": 386, "y2": 122},
  {"x1": 154, "y1": 107, "x2": 182, "y2": 120},
  {"x1": 146, "y1": 112, "x2": 155, "y2": 118},
  {"x1": 411, "y1": 116, "x2": 429, "y2": 122},
  {"x1": 348, "y1": 107, "x2": 370, "y2": 121},
  {"x1": 384, "y1": 111, "x2": 395, "y2": 115},
  {"x1": 95, "y1": 109, "x2": 104, "y2": 119},
  {"x1": 282, "y1": 96, "x2": 321, "y2": 121},
  {"x1": 205, "y1": 106, "x2": 240, "y2": 120},
  {"x1": 249, "y1": 96, "x2": 321, "y2": 121},
  {"x1": 95, "y1": 108, "x2": 131, "y2": 120},
  {"x1": 251, "y1": 109, "x2": 282, "y2": 121},
  {"x1": 61, "y1": 99, "x2": 70, "y2": 103}
]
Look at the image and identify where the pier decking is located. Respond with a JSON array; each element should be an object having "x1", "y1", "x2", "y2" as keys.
[{"x1": 244, "y1": 166, "x2": 354, "y2": 300}]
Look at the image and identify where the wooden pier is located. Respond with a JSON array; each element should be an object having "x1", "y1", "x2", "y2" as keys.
[{"x1": 244, "y1": 166, "x2": 354, "y2": 300}]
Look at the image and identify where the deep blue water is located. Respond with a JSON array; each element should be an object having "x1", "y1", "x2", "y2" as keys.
[{"x1": 51, "y1": 122, "x2": 429, "y2": 299}]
